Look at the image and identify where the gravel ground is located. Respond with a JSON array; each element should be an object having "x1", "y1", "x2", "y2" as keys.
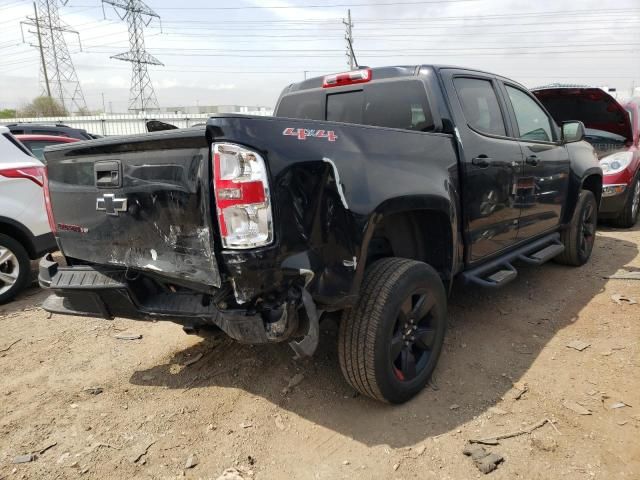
[{"x1": 1, "y1": 225, "x2": 639, "y2": 480}]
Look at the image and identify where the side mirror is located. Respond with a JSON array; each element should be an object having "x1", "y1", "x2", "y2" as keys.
[{"x1": 561, "y1": 121, "x2": 586, "y2": 144}]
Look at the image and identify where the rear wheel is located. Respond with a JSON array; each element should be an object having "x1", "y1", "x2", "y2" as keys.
[
  {"x1": 612, "y1": 176, "x2": 640, "y2": 228},
  {"x1": 0, "y1": 234, "x2": 31, "y2": 304},
  {"x1": 555, "y1": 190, "x2": 598, "y2": 266},
  {"x1": 338, "y1": 258, "x2": 447, "y2": 404}
]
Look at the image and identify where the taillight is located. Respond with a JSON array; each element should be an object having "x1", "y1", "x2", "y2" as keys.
[
  {"x1": 212, "y1": 143, "x2": 273, "y2": 249},
  {"x1": 0, "y1": 166, "x2": 44, "y2": 186},
  {"x1": 42, "y1": 166, "x2": 57, "y2": 234},
  {"x1": 323, "y1": 68, "x2": 372, "y2": 88}
]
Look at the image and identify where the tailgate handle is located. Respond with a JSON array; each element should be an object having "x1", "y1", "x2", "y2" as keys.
[{"x1": 95, "y1": 161, "x2": 122, "y2": 188}]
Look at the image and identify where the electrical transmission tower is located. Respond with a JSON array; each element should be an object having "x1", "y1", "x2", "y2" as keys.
[
  {"x1": 21, "y1": 1, "x2": 87, "y2": 113},
  {"x1": 102, "y1": 0, "x2": 162, "y2": 112},
  {"x1": 343, "y1": 9, "x2": 358, "y2": 69}
]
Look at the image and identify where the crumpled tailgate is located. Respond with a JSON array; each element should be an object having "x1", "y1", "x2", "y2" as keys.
[{"x1": 43, "y1": 130, "x2": 221, "y2": 289}]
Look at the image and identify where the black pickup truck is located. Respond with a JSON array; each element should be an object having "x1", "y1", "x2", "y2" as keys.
[{"x1": 39, "y1": 65, "x2": 602, "y2": 403}]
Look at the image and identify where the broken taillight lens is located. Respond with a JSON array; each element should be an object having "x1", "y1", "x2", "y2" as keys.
[{"x1": 212, "y1": 143, "x2": 273, "y2": 249}]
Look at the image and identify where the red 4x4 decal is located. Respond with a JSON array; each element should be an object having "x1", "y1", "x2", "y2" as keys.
[{"x1": 283, "y1": 128, "x2": 338, "y2": 142}]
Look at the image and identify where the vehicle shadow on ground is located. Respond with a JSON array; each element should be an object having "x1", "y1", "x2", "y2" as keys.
[{"x1": 129, "y1": 231, "x2": 638, "y2": 448}]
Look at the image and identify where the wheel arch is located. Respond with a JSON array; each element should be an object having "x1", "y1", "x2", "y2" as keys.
[
  {"x1": 0, "y1": 217, "x2": 37, "y2": 259},
  {"x1": 353, "y1": 195, "x2": 460, "y2": 295},
  {"x1": 562, "y1": 170, "x2": 602, "y2": 224}
]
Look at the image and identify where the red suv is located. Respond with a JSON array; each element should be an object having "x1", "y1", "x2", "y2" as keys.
[
  {"x1": 533, "y1": 86, "x2": 640, "y2": 227},
  {"x1": 14, "y1": 134, "x2": 79, "y2": 162}
]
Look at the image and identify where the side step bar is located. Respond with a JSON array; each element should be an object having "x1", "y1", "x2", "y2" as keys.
[{"x1": 462, "y1": 233, "x2": 564, "y2": 288}]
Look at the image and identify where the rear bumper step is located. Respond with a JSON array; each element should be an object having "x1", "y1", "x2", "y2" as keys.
[
  {"x1": 37, "y1": 254, "x2": 305, "y2": 346},
  {"x1": 462, "y1": 233, "x2": 564, "y2": 288}
]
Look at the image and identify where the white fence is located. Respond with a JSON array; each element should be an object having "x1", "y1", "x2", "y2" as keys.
[{"x1": 1, "y1": 111, "x2": 272, "y2": 137}]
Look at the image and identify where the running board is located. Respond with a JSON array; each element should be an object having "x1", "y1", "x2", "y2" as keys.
[{"x1": 462, "y1": 233, "x2": 564, "y2": 288}]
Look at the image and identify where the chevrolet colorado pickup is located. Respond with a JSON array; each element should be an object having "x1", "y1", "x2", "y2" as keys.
[{"x1": 39, "y1": 65, "x2": 602, "y2": 403}]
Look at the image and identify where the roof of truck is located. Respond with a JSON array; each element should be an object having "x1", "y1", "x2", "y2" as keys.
[{"x1": 284, "y1": 64, "x2": 526, "y2": 94}]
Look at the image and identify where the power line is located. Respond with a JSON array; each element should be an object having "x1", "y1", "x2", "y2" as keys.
[
  {"x1": 69, "y1": 0, "x2": 482, "y2": 11},
  {"x1": 102, "y1": 0, "x2": 162, "y2": 112},
  {"x1": 20, "y1": 0, "x2": 87, "y2": 112}
]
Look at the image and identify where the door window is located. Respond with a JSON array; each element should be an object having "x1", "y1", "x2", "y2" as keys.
[
  {"x1": 505, "y1": 86, "x2": 554, "y2": 142},
  {"x1": 453, "y1": 77, "x2": 506, "y2": 137}
]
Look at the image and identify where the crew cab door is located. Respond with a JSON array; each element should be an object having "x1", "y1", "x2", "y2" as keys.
[
  {"x1": 442, "y1": 71, "x2": 524, "y2": 262},
  {"x1": 499, "y1": 82, "x2": 571, "y2": 238}
]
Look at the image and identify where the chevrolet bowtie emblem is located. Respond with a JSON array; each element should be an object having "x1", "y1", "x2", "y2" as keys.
[{"x1": 96, "y1": 194, "x2": 128, "y2": 216}]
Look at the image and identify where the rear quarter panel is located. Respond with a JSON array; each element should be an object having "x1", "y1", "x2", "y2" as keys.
[{"x1": 208, "y1": 115, "x2": 461, "y2": 306}]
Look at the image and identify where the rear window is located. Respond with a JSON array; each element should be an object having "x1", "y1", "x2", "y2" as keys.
[
  {"x1": 21, "y1": 140, "x2": 55, "y2": 161},
  {"x1": 327, "y1": 81, "x2": 434, "y2": 131},
  {"x1": 277, "y1": 80, "x2": 434, "y2": 132}
]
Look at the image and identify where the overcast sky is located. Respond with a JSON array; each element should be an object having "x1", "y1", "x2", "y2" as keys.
[{"x1": 1, "y1": 0, "x2": 639, "y2": 112}]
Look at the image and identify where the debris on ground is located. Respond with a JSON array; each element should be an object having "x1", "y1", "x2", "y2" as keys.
[
  {"x1": 129, "y1": 439, "x2": 155, "y2": 463},
  {"x1": 469, "y1": 418, "x2": 553, "y2": 445},
  {"x1": 463, "y1": 444, "x2": 504, "y2": 474},
  {"x1": 216, "y1": 468, "x2": 244, "y2": 480},
  {"x1": 282, "y1": 373, "x2": 305, "y2": 394},
  {"x1": 12, "y1": 454, "x2": 36, "y2": 464},
  {"x1": 563, "y1": 400, "x2": 592, "y2": 415},
  {"x1": 183, "y1": 352, "x2": 204, "y2": 367},
  {"x1": 566, "y1": 340, "x2": 591, "y2": 351},
  {"x1": 37, "y1": 442, "x2": 57, "y2": 455},
  {"x1": 185, "y1": 454, "x2": 198, "y2": 469},
  {"x1": 0, "y1": 338, "x2": 21, "y2": 353},
  {"x1": 512, "y1": 381, "x2": 528, "y2": 400},
  {"x1": 606, "y1": 270, "x2": 640, "y2": 280},
  {"x1": 611, "y1": 294, "x2": 638, "y2": 305},
  {"x1": 114, "y1": 333, "x2": 143, "y2": 340},
  {"x1": 609, "y1": 401, "x2": 631, "y2": 409},
  {"x1": 393, "y1": 463, "x2": 400, "y2": 471},
  {"x1": 449, "y1": 403, "x2": 460, "y2": 410},
  {"x1": 83, "y1": 386, "x2": 103, "y2": 395}
]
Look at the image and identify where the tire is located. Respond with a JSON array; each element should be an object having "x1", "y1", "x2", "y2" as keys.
[
  {"x1": 338, "y1": 258, "x2": 447, "y2": 404},
  {"x1": 0, "y1": 234, "x2": 31, "y2": 304},
  {"x1": 612, "y1": 175, "x2": 640, "y2": 228},
  {"x1": 555, "y1": 190, "x2": 598, "y2": 266}
]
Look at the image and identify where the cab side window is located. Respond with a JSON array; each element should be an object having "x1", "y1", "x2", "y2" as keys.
[
  {"x1": 505, "y1": 86, "x2": 554, "y2": 142},
  {"x1": 453, "y1": 77, "x2": 506, "y2": 137}
]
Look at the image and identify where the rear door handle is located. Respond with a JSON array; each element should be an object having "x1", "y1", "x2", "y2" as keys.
[
  {"x1": 525, "y1": 155, "x2": 539, "y2": 166},
  {"x1": 472, "y1": 155, "x2": 491, "y2": 168}
]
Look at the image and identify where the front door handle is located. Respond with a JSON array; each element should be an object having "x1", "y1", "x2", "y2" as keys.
[
  {"x1": 472, "y1": 155, "x2": 491, "y2": 168},
  {"x1": 525, "y1": 155, "x2": 539, "y2": 166}
]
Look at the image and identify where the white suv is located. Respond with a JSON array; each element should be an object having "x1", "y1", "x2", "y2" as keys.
[{"x1": 0, "y1": 126, "x2": 56, "y2": 303}]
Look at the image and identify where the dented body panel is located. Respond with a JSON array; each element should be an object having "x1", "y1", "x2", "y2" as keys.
[
  {"x1": 44, "y1": 128, "x2": 221, "y2": 289},
  {"x1": 207, "y1": 115, "x2": 460, "y2": 307}
]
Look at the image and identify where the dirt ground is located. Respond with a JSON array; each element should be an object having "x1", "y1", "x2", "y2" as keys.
[{"x1": 1, "y1": 225, "x2": 639, "y2": 480}]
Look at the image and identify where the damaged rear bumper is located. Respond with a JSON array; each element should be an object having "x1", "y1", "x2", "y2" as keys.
[{"x1": 38, "y1": 254, "x2": 306, "y2": 346}]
